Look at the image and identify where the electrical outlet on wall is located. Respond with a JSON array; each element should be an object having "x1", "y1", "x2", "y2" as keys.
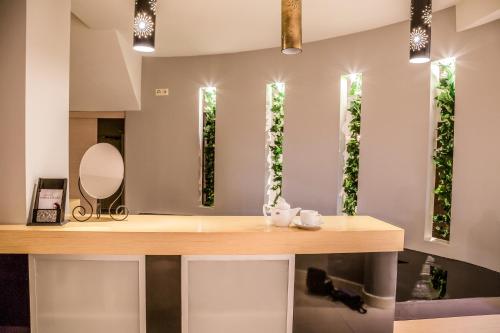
[{"x1": 155, "y1": 88, "x2": 169, "y2": 96}]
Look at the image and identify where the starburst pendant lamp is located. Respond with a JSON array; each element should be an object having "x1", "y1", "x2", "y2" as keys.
[
  {"x1": 282, "y1": 0, "x2": 302, "y2": 55},
  {"x1": 409, "y1": 0, "x2": 432, "y2": 63},
  {"x1": 133, "y1": 0, "x2": 157, "y2": 52}
]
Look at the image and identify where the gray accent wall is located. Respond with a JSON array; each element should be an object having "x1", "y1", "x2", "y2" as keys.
[
  {"x1": 0, "y1": 0, "x2": 27, "y2": 224},
  {"x1": 126, "y1": 8, "x2": 500, "y2": 272}
]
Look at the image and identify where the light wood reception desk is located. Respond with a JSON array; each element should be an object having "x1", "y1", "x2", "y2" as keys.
[
  {"x1": 0, "y1": 216, "x2": 404, "y2": 333},
  {"x1": 0, "y1": 215, "x2": 404, "y2": 255}
]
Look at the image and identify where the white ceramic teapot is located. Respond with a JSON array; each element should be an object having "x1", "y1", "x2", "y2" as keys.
[{"x1": 263, "y1": 197, "x2": 301, "y2": 227}]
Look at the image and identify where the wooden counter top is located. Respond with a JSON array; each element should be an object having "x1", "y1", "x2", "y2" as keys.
[{"x1": 0, "y1": 215, "x2": 404, "y2": 255}]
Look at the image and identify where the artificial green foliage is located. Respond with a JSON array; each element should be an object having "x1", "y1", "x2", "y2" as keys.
[
  {"x1": 268, "y1": 83, "x2": 285, "y2": 206},
  {"x1": 432, "y1": 63, "x2": 455, "y2": 240},
  {"x1": 430, "y1": 266, "x2": 448, "y2": 299},
  {"x1": 202, "y1": 88, "x2": 216, "y2": 207},
  {"x1": 342, "y1": 75, "x2": 362, "y2": 216}
]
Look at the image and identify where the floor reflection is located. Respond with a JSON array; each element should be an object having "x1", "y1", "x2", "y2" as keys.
[{"x1": 294, "y1": 254, "x2": 396, "y2": 333}]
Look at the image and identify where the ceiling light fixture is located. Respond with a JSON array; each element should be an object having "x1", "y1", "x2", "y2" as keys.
[
  {"x1": 133, "y1": 0, "x2": 157, "y2": 53},
  {"x1": 409, "y1": 0, "x2": 432, "y2": 64},
  {"x1": 282, "y1": 0, "x2": 302, "y2": 55}
]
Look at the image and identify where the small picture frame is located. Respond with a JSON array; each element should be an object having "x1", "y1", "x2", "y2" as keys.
[{"x1": 27, "y1": 178, "x2": 67, "y2": 226}]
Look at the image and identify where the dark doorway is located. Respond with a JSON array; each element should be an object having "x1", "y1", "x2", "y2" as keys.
[
  {"x1": 98, "y1": 118, "x2": 125, "y2": 213},
  {"x1": 0, "y1": 255, "x2": 30, "y2": 332}
]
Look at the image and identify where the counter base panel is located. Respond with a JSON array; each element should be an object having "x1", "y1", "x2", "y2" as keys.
[{"x1": 1, "y1": 253, "x2": 398, "y2": 333}]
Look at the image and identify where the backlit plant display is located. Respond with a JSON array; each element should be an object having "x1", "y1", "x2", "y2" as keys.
[
  {"x1": 431, "y1": 60, "x2": 455, "y2": 240},
  {"x1": 200, "y1": 87, "x2": 216, "y2": 207},
  {"x1": 340, "y1": 74, "x2": 362, "y2": 216},
  {"x1": 266, "y1": 83, "x2": 285, "y2": 206}
]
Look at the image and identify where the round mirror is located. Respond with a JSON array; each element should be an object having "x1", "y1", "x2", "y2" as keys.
[{"x1": 79, "y1": 143, "x2": 124, "y2": 199}]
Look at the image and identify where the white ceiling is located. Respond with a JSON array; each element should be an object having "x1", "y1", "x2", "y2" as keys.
[{"x1": 72, "y1": 0, "x2": 458, "y2": 57}]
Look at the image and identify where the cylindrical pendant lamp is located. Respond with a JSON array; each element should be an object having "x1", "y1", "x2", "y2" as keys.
[
  {"x1": 281, "y1": 0, "x2": 302, "y2": 55},
  {"x1": 133, "y1": 0, "x2": 157, "y2": 53},
  {"x1": 409, "y1": 0, "x2": 432, "y2": 63}
]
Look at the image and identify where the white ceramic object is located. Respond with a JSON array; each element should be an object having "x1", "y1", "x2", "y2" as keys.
[
  {"x1": 293, "y1": 219, "x2": 323, "y2": 231},
  {"x1": 79, "y1": 143, "x2": 124, "y2": 199},
  {"x1": 300, "y1": 210, "x2": 322, "y2": 226},
  {"x1": 263, "y1": 198, "x2": 301, "y2": 227}
]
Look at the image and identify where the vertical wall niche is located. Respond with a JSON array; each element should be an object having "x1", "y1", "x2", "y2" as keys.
[
  {"x1": 199, "y1": 87, "x2": 217, "y2": 207},
  {"x1": 265, "y1": 83, "x2": 286, "y2": 206},
  {"x1": 338, "y1": 73, "x2": 363, "y2": 216},
  {"x1": 426, "y1": 58, "x2": 456, "y2": 242}
]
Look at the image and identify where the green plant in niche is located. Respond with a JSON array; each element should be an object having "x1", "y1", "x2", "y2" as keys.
[
  {"x1": 432, "y1": 62, "x2": 455, "y2": 240},
  {"x1": 202, "y1": 88, "x2": 216, "y2": 207},
  {"x1": 342, "y1": 75, "x2": 362, "y2": 216},
  {"x1": 268, "y1": 83, "x2": 285, "y2": 206}
]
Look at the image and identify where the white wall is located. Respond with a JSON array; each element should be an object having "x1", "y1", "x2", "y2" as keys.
[
  {"x1": 116, "y1": 31, "x2": 142, "y2": 108},
  {"x1": 69, "y1": 16, "x2": 141, "y2": 111},
  {"x1": 0, "y1": 0, "x2": 71, "y2": 223},
  {"x1": 357, "y1": 10, "x2": 500, "y2": 272},
  {"x1": 25, "y1": 0, "x2": 71, "y2": 215},
  {"x1": 456, "y1": 0, "x2": 500, "y2": 31},
  {"x1": 126, "y1": 8, "x2": 500, "y2": 272}
]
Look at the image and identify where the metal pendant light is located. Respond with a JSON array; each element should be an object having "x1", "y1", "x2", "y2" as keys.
[
  {"x1": 409, "y1": 0, "x2": 432, "y2": 63},
  {"x1": 282, "y1": 0, "x2": 302, "y2": 55},
  {"x1": 133, "y1": 0, "x2": 157, "y2": 53}
]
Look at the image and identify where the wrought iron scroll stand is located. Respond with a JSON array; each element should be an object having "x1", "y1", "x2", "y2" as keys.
[{"x1": 72, "y1": 178, "x2": 129, "y2": 222}]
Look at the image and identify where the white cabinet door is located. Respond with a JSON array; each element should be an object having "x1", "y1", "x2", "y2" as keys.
[
  {"x1": 182, "y1": 255, "x2": 295, "y2": 333},
  {"x1": 29, "y1": 255, "x2": 145, "y2": 333}
]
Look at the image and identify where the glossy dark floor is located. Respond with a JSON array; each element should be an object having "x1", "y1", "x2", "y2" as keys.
[
  {"x1": 397, "y1": 249, "x2": 500, "y2": 301},
  {"x1": 395, "y1": 249, "x2": 500, "y2": 320}
]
